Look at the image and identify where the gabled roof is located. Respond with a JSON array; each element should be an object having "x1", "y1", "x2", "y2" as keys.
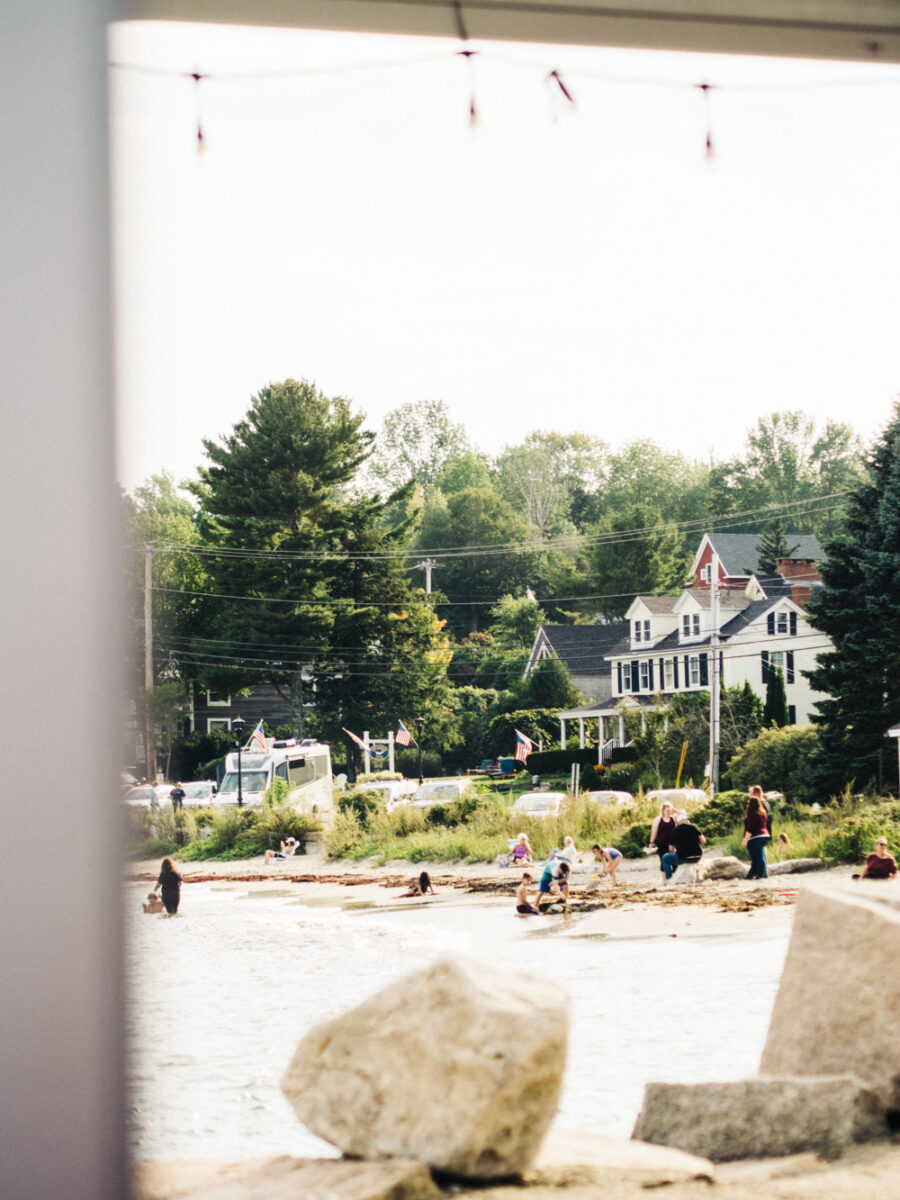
[
  {"x1": 530, "y1": 623, "x2": 629, "y2": 677},
  {"x1": 631, "y1": 595, "x2": 680, "y2": 614},
  {"x1": 692, "y1": 532, "x2": 824, "y2": 578}
]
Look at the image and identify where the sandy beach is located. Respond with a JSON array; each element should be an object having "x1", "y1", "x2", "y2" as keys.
[{"x1": 127, "y1": 845, "x2": 867, "y2": 938}]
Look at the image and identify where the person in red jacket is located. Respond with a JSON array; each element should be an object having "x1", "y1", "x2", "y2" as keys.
[{"x1": 741, "y1": 787, "x2": 771, "y2": 879}]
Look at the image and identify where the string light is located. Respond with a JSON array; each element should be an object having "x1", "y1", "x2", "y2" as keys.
[{"x1": 109, "y1": 48, "x2": 900, "y2": 155}]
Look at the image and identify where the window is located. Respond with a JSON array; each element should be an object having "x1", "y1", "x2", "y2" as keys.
[
  {"x1": 770, "y1": 650, "x2": 785, "y2": 675},
  {"x1": 639, "y1": 661, "x2": 650, "y2": 690},
  {"x1": 207, "y1": 717, "x2": 231, "y2": 733},
  {"x1": 700, "y1": 564, "x2": 712, "y2": 583},
  {"x1": 663, "y1": 658, "x2": 674, "y2": 689},
  {"x1": 776, "y1": 612, "x2": 789, "y2": 635},
  {"x1": 681, "y1": 613, "x2": 700, "y2": 638},
  {"x1": 207, "y1": 690, "x2": 231, "y2": 707},
  {"x1": 622, "y1": 662, "x2": 632, "y2": 692},
  {"x1": 688, "y1": 655, "x2": 700, "y2": 686},
  {"x1": 768, "y1": 610, "x2": 798, "y2": 636},
  {"x1": 633, "y1": 618, "x2": 651, "y2": 643}
]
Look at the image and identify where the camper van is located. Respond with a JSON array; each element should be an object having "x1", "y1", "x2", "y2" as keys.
[{"x1": 216, "y1": 737, "x2": 333, "y2": 819}]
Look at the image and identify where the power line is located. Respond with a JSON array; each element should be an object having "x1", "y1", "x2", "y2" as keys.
[{"x1": 132, "y1": 492, "x2": 846, "y2": 564}]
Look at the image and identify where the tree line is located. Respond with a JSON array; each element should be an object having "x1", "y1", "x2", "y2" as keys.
[{"x1": 125, "y1": 379, "x2": 900, "y2": 792}]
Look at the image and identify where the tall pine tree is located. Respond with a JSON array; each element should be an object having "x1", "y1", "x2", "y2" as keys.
[
  {"x1": 191, "y1": 379, "x2": 452, "y2": 742},
  {"x1": 806, "y1": 402, "x2": 900, "y2": 790},
  {"x1": 763, "y1": 666, "x2": 789, "y2": 728}
]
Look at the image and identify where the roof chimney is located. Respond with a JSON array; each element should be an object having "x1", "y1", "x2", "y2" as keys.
[{"x1": 776, "y1": 557, "x2": 820, "y2": 609}]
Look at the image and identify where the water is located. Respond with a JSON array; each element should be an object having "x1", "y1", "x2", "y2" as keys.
[{"x1": 127, "y1": 883, "x2": 790, "y2": 1162}]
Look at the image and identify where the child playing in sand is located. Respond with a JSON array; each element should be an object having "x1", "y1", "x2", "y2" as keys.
[
  {"x1": 538, "y1": 859, "x2": 570, "y2": 909},
  {"x1": 515, "y1": 872, "x2": 540, "y2": 915},
  {"x1": 143, "y1": 891, "x2": 165, "y2": 914},
  {"x1": 591, "y1": 844, "x2": 623, "y2": 885},
  {"x1": 400, "y1": 871, "x2": 435, "y2": 898}
]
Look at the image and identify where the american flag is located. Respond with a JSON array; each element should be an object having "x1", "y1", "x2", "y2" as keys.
[
  {"x1": 395, "y1": 719, "x2": 412, "y2": 746},
  {"x1": 514, "y1": 729, "x2": 534, "y2": 762},
  {"x1": 343, "y1": 727, "x2": 366, "y2": 750},
  {"x1": 247, "y1": 719, "x2": 267, "y2": 752}
]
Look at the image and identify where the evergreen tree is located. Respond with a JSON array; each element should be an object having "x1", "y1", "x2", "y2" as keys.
[
  {"x1": 756, "y1": 518, "x2": 799, "y2": 575},
  {"x1": 520, "y1": 657, "x2": 582, "y2": 709},
  {"x1": 190, "y1": 379, "x2": 452, "y2": 739},
  {"x1": 806, "y1": 402, "x2": 900, "y2": 790},
  {"x1": 763, "y1": 665, "x2": 789, "y2": 728}
]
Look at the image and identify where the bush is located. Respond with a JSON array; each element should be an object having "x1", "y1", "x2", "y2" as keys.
[
  {"x1": 617, "y1": 821, "x2": 653, "y2": 858},
  {"x1": 338, "y1": 788, "x2": 387, "y2": 829},
  {"x1": 325, "y1": 810, "x2": 366, "y2": 858},
  {"x1": 526, "y1": 748, "x2": 598, "y2": 774},
  {"x1": 692, "y1": 790, "x2": 749, "y2": 839},
  {"x1": 724, "y1": 724, "x2": 821, "y2": 803}
]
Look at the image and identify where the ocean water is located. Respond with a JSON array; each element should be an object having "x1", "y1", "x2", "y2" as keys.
[{"x1": 126, "y1": 884, "x2": 789, "y2": 1162}]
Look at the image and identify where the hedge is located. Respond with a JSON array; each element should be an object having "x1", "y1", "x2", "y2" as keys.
[{"x1": 526, "y1": 747, "x2": 599, "y2": 773}]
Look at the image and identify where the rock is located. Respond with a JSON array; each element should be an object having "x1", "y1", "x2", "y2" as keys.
[
  {"x1": 281, "y1": 956, "x2": 569, "y2": 1178},
  {"x1": 632, "y1": 1075, "x2": 885, "y2": 1161},
  {"x1": 131, "y1": 1156, "x2": 438, "y2": 1200},
  {"x1": 760, "y1": 887, "x2": 900, "y2": 1106},
  {"x1": 704, "y1": 856, "x2": 746, "y2": 880},
  {"x1": 768, "y1": 857, "x2": 823, "y2": 874},
  {"x1": 529, "y1": 1129, "x2": 714, "y2": 1186}
]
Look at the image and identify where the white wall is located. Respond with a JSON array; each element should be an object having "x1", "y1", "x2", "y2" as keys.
[{"x1": 0, "y1": 4, "x2": 127, "y2": 1198}]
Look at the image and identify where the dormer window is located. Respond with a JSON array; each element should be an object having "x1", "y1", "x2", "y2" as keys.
[
  {"x1": 767, "y1": 611, "x2": 798, "y2": 637},
  {"x1": 681, "y1": 613, "x2": 700, "y2": 638},
  {"x1": 633, "y1": 618, "x2": 651, "y2": 643},
  {"x1": 700, "y1": 564, "x2": 712, "y2": 583}
]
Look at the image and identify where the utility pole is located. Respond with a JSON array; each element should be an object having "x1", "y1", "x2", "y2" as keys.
[
  {"x1": 144, "y1": 546, "x2": 154, "y2": 780},
  {"x1": 414, "y1": 558, "x2": 437, "y2": 594},
  {"x1": 708, "y1": 551, "x2": 721, "y2": 799}
]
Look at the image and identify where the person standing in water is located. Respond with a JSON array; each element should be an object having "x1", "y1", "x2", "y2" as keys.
[{"x1": 156, "y1": 857, "x2": 183, "y2": 916}]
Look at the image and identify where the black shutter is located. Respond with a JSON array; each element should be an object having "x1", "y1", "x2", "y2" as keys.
[
  {"x1": 790, "y1": 611, "x2": 797, "y2": 636},
  {"x1": 787, "y1": 651, "x2": 795, "y2": 683},
  {"x1": 648, "y1": 660, "x2": 654, "y2": 690},
  {"x1": 699, "y1": 653, "x2": 709, "y2": 687},
  {"x1": 632, "y1": 660, "x2": 640, "y2": 693},
  {"x1": 617, "y1": 663, "x2": 622, "y2": 694},
  {"x1": 788, "y1": 705, "x2": 796, "y2": 725},
  {"x1": 683, "y1": 655, "x2": 690, "y2": 686},
  {"x1": 761, "y1": 651, "x2": 769, "y2": 683},
  {"x1": 767, "y1": 613, "x2": 775, "y2": 635},
  {"x1": 673, "y1": 657, "x2": 679, "y2": 688}
]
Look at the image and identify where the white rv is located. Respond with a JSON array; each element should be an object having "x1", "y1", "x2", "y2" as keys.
[{"x1": 217, "y1": 737, "x2": 333, "y2": 819}]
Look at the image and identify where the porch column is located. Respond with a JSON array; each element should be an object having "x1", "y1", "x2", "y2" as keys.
[
  {"x1": 560, "y1": 718, "x2": 567, "y2": 747},
  {"x1": 618, "y1": 714, "x2": 625, "y2": 741},
  {"x1": 578, "y1": 717, "x2": 585, "y2": 748}
]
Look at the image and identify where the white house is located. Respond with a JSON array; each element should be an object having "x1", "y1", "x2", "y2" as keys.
[{"x1": 608, "y1": 577, "x2": 829, "y2": 725}]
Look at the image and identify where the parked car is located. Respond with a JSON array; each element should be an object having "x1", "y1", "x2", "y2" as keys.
[
  {"x1": 510, "y1": 791, "x2": 567, "y2": 819},
  {"x1": 584, "y1": 789, "x2": 635, "y2": 808},
  {"x1": 180, "y1": 780, "x2": 218, "y2": 807},
  {"x1": 123, "y1": 784, "x2": 158, "y2": 808},
  {"x1": 645, "y1": 787, "x2": 708, "y2": 810},
  {"x1": 354, "y1": 779, "x2": 418, "y2": 810},
  {"x1": 410, "y1": 779, "x2": 474, "y2": 809}
]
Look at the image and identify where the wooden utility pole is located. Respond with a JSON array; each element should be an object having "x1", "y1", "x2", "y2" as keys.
[
  {"x1": 144, "y1": 546, "x2": 154, "y2": 780},
  {"x1": 708, "y1": 551, "x2": 721, "y2": 798}
]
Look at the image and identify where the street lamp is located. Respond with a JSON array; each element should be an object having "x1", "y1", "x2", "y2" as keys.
[
  {"x1": 232, "y1": 715, "x2": 246, "y2": 807},
  {"x1": 415, "y1": 715, "x2": 425, "y2": 786}
]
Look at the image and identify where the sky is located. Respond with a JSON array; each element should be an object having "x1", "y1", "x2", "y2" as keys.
[{"x1": 109, "y1": 20, "x2": 900, "y2": 493}]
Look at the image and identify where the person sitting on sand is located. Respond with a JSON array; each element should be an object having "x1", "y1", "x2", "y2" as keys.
[
  {"x1": 538, "y1": 858, "x2": 570, "y2": 907},
  {"x1": 400, "y1": 871, "x2": 435, "y2": 897},
  {"x1": 510, "y1": 832, "x2": 534, "y2": 866},
  {"x1": 591, "y1": 844, "x2": 623, "y2": 886},
  {"x1": 515, "y1": 872, "x2": 540, "y2": 915},
  {"x1": 559, "y1": 836, "x2": 578, "y2": 865},
  {"x1": 264, "y1": 837, "x2": 298, "y2": 865},
  {"x1": 143, "y1": 891, "x2": 165, "y2": 914},
  {"x1": 854, "y1": 838, "x2": 898, "y2": 881}
]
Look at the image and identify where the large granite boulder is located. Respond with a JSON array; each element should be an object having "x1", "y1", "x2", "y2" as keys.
[
  {"x1": 632, "y1": 1076, "x2": 885, "y2": 1161},
  {"x1": 281, "y1": 956, "x2": 569, "y2": 1178},
  {"x1": 704, "y1": 856, "x2": 746, "y2": 880},
  {"x1": 760, "y1": 887, "x2": 900, "y2": 1106}
]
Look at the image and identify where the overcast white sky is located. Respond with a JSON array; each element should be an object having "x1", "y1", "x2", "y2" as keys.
[{"x1": 110, "y1": 21, "x2": 900, "y2": 492}]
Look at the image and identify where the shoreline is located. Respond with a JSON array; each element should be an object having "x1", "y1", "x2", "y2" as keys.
[{"x1": 127, "y1": 848, "x2": 872, "y2": 938}]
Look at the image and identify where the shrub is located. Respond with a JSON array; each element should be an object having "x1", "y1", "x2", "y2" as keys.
[
  {"x1": 325, "y1": 810, "x2": 366, "y2": 858},
  {"x1": 617, "y1": 821, "x2": 653, "y2": 858},
  {"x1": 692, "y1": 790, "x2": 748, "y2": 839},
  {"x1": 338, "y1": 788, "x2": 386, "y2": 829},
  {"x1": 724, "y1": 724, "x2": 821, "y2": 803},
  {"x1": 526, "y1": 748, "x2": 598, "y2": 774}
]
